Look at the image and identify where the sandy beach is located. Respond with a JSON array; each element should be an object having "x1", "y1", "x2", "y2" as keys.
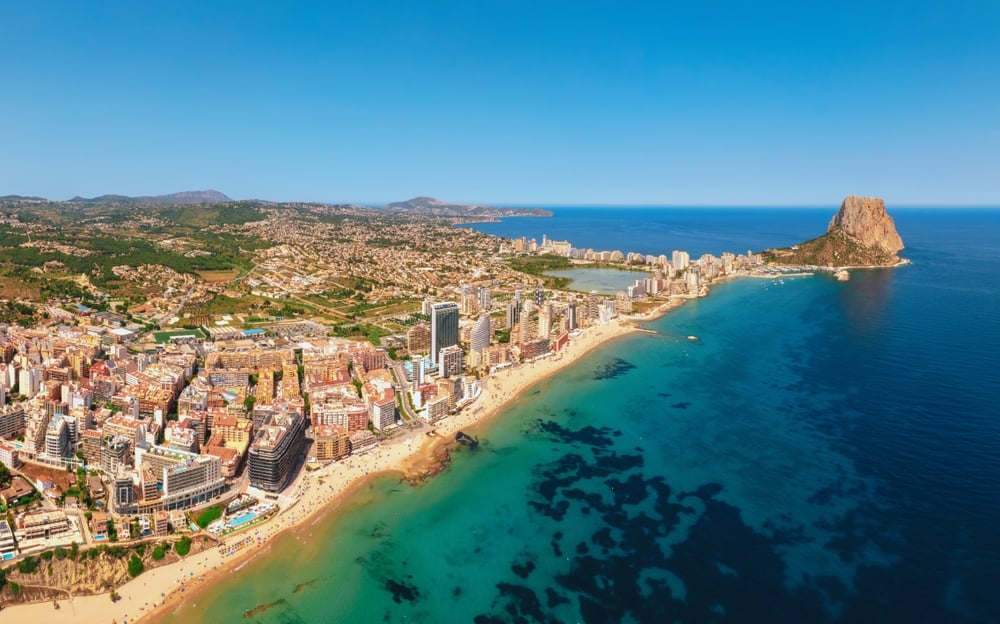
[{"x1": 0, "y1": 306, "x2": 678, "y2": 624}]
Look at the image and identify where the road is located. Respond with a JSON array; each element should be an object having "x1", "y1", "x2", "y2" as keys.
[{"x1": 388, "y1": 361, "x2": 419, "y2": 421}]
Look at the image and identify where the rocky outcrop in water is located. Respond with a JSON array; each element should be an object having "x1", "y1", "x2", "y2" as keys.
[
  {"x1": 828, "y1": 196, "x2": 904, "y2": 256},
  {"x1": 765, "y1": 195, "x2": 905, "y2": 267}
]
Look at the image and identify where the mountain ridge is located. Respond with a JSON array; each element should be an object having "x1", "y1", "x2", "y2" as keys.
[{"x1": 67, "y1": 190, "x2": 231, "y2": 205}]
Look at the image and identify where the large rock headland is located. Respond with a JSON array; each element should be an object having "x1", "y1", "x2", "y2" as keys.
[{"x1": 766, "y1": 195, "x2": 905, "y2": 267}]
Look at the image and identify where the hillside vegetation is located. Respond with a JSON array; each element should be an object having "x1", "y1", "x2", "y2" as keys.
[{"x1": 764, "y1": 231, "x2": 902, "y2": 267}]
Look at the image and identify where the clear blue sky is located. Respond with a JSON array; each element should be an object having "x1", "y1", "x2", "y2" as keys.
[{"x1": 1, "y1": 1, "x2": 997, "y2": 205}]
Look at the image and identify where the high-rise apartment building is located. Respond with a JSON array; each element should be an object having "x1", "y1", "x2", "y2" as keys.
[
  {"x1": 430, "y1": 302, "x2": 459, "y2": 368},
  {"x1": 672, "y1": 250, "x2": 690, "y2": 272},
  {"x1": 406, "y1": 323, "x2": 431, "y2": 355},
  {"x1": 505, "y1": 301, "x2": 520, "y2": 330},
  {"x1": 477, "y1": 287, "x2": 492, "y2": 311},
  {"x1": 470, "y1": 314, "x2": 491, "y2": 354},
  {"x1": 369, "y1": 389, "x2": 397, "y2": 431},
  {"x1": 44, "y1": 415, "x2": 69, "y2": 458},
  {"x1": 538, "y1": 304, "x2": 552, "y2": 338},
  {"x1": 248, "y1": 411, "x2": 306, "y2": 493},
  {"x1": 439, "y1": 345, "x2": 464, "y2": 378}
]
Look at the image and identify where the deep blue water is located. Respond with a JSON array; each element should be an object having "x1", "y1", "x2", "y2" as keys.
[
  {"x1": 461, "y1": 207, "x2": 836, "y2": 256},
  {"x1": 170, "y1": 208, "x2": 1000, "y2": 624}
]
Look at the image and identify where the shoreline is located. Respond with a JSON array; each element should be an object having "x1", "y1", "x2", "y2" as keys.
[
  {"x1": 0, "y1": 301, "x2": 683, "y2": 624},
  {"x1": 0, "y1": 260, "x2": 905, "y2": 623}
]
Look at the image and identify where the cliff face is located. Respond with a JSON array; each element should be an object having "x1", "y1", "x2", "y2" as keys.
[
  {"x1": 828, "y1": 196, "x2": 904, "y2": 256},
  {"x1": 764, "y1": 196, "x2": 905, "y2": 267},
  {"x1": 0, "y1": 538, "x2": 213, "y2": 607}
]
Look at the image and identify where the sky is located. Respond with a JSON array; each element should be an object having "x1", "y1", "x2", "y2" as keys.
[{"x1": 1, "y1": 1, "x2": 998, "y2": 206}]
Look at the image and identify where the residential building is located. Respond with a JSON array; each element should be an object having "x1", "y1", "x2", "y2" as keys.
[
  {"x1": 248, "y1": 411, "x2": 306, "y2": 492},
  {"x1": 18, "y1": 367, "x2": 40, "y2": 397},
  {"x1": 18, "y1": 509, "x2": 71, "y2": 540},
  {"x1": 101, "y1": 436, "x2": 131, "y2": 474},
  {"x1": 312, "y1": 424, "x2": 351, "y2": 461},
  {"x1": 152, "y1": 510, "x2": 170, "y2": 536},
  {"x1": 348, "y1": 430, "x2": 376, "y2": 454},
  {"x1": 0, "y1": 476, "x2": 34, "y2": 507},
  {"x1": 0, "y1": 404, "x2": 25, "y2": 439},
  {"x1": 212, "y1": 413, "x2": 254, "y2": 448},
  {"x1": 470, "y1": 313, "x2": 491, "y2": 354},
  {"x1": 113, "y1": 471, "x2": 136, "y2": 513},
  {"x1": 203, "y1": 435, "x2": 242, "y2": 479},
  {"x1": 44, "y1": 414, "x2": 69, "y2": 458},
  {"x1": 0, "y1": 520, "x2": 17, "y2": 558},
  {"x1": 672, "y1": 250, "x2": 690, "y2": 272},
  {"x1": 89, "y1": 511, "x2": 109, "y2": 538},
  {"x1": 0, "y1": 441, "x2": 20, "y2": 469},
  {"x1": 425, "y1": 394, "x2": 449, "y2": 423},
  {"x1": 406, "y1": 323, "x2": 431, "y2": 355},
  {"x1": 506, "y1": 301, "x2": 520, "y2": 330},
  {"x1": 369, "y1": 388, "x2": 397, "y2": 431},
  {"x1": 429, "y1": 302, "x2": 459, "y2": 368},
  {"x1": 439, "y1": 344, "x2": 464, "y2": 378}
]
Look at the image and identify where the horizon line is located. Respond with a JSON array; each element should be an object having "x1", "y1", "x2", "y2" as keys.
[{"x1": 3, "y1": 192, "x2": 999, "y2": 209}]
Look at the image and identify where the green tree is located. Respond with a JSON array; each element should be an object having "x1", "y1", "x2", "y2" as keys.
[
  {"x1": 16, "y1": 555, "x2": 39, "y2": 574},
  {"x1": 175, "y1": 535, "x2": 192, "y2": 557},
  {"x1": 127, "y1": 553, "x2": 144, "y2": 577},
  {"x1": 195, "y1": 506, "x2": 222, "y2": 529}
]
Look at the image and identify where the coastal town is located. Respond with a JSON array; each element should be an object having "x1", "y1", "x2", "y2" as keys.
[
  {"x1": 0, "y1": 193, "x2": 906, "y2": 623},
  {"x1": 0, "y1": 195, "x2": 791, "y2": 620}
]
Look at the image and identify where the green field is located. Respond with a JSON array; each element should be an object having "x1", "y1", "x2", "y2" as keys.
[{"x1": 153, "y1": 328, "x2": 206, "y2": 343}]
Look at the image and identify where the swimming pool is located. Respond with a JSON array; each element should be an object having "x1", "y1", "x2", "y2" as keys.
[
  {"x1": 226, "y1": 512, "x2": 256, "y2": 528},
  {"x1": 2, "y1": 553, "x2": 14, "y2": 560}
]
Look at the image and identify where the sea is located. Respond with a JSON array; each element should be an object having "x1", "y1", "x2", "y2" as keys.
[{"x1": 163, "y1": 207, "x2": 1000, "y2": 624}]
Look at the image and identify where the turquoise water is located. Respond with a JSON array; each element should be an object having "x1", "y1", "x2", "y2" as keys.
[
  {"x1": 227, "y1": 513, "x2": 256, "y2": 529},
  {"x1": 164, "y1": 209, "x2": 1000, "y2": 623},
  {"x1": 543, "y1": 267, "x2": 647, "y2": 294}
]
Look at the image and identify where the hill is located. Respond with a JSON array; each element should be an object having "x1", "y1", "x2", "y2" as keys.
[{"x1": 0, "y1": 194, "x2": 48, "y2": 201}]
